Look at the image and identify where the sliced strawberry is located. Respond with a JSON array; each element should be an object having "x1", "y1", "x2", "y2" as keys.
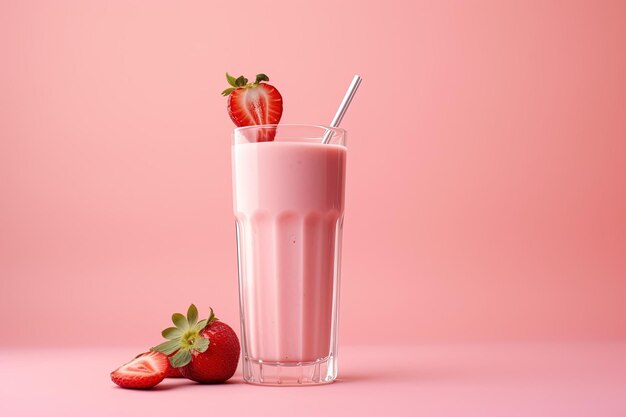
[
  {"x1": 111, "y1": 351, "x2": 168, "y2": 389},
  {"x1": 222, "y1": 73, "x2": 283, "y2": 142},
  {"x1": 227, "y1": 83, "x2": 283, "y2": 126}
]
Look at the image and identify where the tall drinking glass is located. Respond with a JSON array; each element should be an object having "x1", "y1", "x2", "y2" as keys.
[{"x1": 232, "y1": 124, "x2": 347, "y2": 385}]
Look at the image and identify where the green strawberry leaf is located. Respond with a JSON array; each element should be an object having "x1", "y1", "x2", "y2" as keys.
[
  {"x1": 151, "y1": 339, "x2": 181, "y2": 355},
  {"x1": 226, "y1": 72, "x2": 238, "y2": 87},
  {"x1": 172, "y1": 313, "x2": 188, "y2": 330},
  {"x1": 194, "y1": 337, "x2": 209, "y2": 353},
  {"x1": 161, "y1": 327, "x2": 183, "y2": 340},
  {"x1": 235, "y1": 76, "x2": 247, "y2": 87},
  {"x1": 187, "y1": 304, "x2": 198, "y2": 327},
  {"x1": 170, "y1": 348, "x2": 192, "y2": 368},
  {"x1": 195, "y1": 318, "x2": 208, "y2": 332},
  {"x1": 208, "y1": 307, "x2": 217, "y2": 323},
  {"x1": 221, "y1": 87, "x2": 236, "y2": 96}
]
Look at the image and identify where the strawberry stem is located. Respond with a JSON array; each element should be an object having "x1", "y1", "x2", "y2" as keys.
[{"x1": 255, "y1": 73, "x2": 269, "y2": 84}]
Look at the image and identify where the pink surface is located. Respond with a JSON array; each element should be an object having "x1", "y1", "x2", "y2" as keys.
[
  {"x1": 2, "y1": 343, "x2": 626, "y2": 416},
  {"x1": 2, "y1": 0, "x2": 626, "y2": 349}
]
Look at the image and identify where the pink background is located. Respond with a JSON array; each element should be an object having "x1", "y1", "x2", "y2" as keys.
[{"x1": 1, "y1": 0, "x2": 625, "y2": 349}]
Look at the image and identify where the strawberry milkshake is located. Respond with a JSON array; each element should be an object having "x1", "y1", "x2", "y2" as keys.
[{"x1": 232, "y1": 124, "x2": 346, "y2": 385}]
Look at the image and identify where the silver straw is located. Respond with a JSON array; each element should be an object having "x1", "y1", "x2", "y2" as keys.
[{"x1": 322, "y1": 74, "x2": 362, "y2": 144}]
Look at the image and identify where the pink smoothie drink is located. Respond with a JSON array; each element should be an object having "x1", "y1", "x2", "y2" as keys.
[{"x1": 233, "y1": 135, "x2": 346, "y2": 373}]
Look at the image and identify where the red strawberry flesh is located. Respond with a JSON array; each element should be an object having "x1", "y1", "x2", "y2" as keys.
[{"x1": 227, "y1": 84, "x2": 283, "y2": 127}]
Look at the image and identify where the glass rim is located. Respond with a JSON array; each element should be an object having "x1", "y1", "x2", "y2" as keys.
[{"x1": 233, "y1": 123, "x2": 346, "y2": 136}]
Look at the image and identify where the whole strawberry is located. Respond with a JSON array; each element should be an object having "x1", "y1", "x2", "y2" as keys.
[
  {"x1": 152, "y1": 305, "x2": 240, "y2": 383},
  {"x1": 222, "y1": 72, "x2": 283, "y2": 142}
]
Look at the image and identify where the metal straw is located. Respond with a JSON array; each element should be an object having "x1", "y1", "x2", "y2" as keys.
[{"x1": 322, "y1": 74, "x2": 362, "y2": 144}]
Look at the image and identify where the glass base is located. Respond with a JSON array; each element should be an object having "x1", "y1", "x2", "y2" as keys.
[{"x1": 242, "y1": 355, "x2": 337, "y2": 386}]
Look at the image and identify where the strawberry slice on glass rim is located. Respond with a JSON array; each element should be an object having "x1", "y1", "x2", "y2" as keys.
[{"x1": 222, "y1": 73, "x2": 283, "y2": 142}]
